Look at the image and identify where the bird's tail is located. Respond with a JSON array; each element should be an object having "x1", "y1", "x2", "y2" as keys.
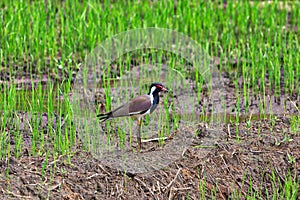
[{"x1": 97, "y1": 112, "x2": 112, "y2": 123}]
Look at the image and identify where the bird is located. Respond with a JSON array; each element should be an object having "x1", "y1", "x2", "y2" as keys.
[{"x1": 97, "y1": 82, "x2": 168, "y2": 151}]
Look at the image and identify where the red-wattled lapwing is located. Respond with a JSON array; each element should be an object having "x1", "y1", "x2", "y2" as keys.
[{"x1": 97, "y1": 82, "x2": 168, "y2": 151}]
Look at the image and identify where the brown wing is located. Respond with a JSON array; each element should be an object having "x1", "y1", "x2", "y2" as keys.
[
  {"x1": 110, "y1": 94, "x2": 151, "y2": 118},
  {"x1": 129, "y1": 94, "x2": 151, "y2": 114}
]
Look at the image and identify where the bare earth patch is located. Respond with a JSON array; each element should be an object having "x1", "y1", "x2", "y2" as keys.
[{"x1": 0, "y1": 116, "x2": 299, "y2": 199}]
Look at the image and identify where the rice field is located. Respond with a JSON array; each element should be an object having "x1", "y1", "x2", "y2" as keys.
[{"x1": 0, "y1": 1, "x2": 299, "y2": 199}]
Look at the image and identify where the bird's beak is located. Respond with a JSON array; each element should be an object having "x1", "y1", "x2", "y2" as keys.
[{"x1": 162, "y1": 87, "x2": 168, "y2": 92}]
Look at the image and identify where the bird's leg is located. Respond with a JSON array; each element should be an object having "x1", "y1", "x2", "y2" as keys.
[{"x1": 136, "y1": 118, "x2": 142, "y2": 151}]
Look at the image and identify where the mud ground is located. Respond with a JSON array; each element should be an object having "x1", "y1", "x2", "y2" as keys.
[{"x1": 0, "y1": 115, "x2": 299, "y2": 199}]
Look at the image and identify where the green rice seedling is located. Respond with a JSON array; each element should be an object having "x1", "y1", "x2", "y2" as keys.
[
  {"x1": 283, "y1": 171, "x2": 299, "y2": 200},
  {"x1": 210, "y1": 181, "x2": 217, "y2": 200},
  {"x1": 287, "y1": 153, "x2": 295, "y2": 165},
  {"x1": 62, "y1": 123, "x2": 70, "y2": 155},
  {"x1": 117, "y1": 124, "x2": 125, "y2": 150},
  {"x1": 64, "y1": 99, "x2": 76, "y2": 147},
  {"x1": 235, "y1": 95, "x2": 241, "y2": 139},
  {"x1": 13, "y1": 115, "x2": 22, "y2": 158},
  {"x1": 157, "y1": 112, "x2": 165, "y2": 147},
  {"x1": 246, "y1": 175, "x2": 257, "y2": 199},
  {"x1": 245, "y1": 113, "x2": 253, "y2": 128},
  {"x1": 243, "y1": 64, "x2": 251, "y2": 115},
  {"x1": 0, "y1": 131, "x2": 8, "y2": 160},
  {"x1": 163, "y1": 95, "x2": 171, "y2": 135},
  {"x1": 105, "y1": 121, "x2": 112, "y2": 150},
  {"x1": 47, "y1": 82, "x2": 55, "y2": 142},
  {"x1": 103, "y1": 79, "x2": 112, "y2": 113},
  {"x1": 269, "y1": 114, "x2": 276, "y2": 132},
  {"x1": 83, "y1": 117, "x2": 92, "y2": 152},
  {"x1": 42, "y1": 150, "x2": 49, "y2": 178},
  {"x1": 275, "y1": 133, "x2": 293, "y2": 147},
  {"x1": 289, "y1": 99, "x2": 300, "y2": 133},
  {"x1": 53, "y1": 101, "x2": 63, "y2": 155},
  {"x1": 269, "y1": 169, "x2": 281, "y2": 199},
  {"x1": 258, "y1": 94, "x2": 265, "y2": 120},
  {"x1": 170, "y1": 99, "x2": 180, "y2": 132},
  {"x1": 6, "y1": 152, "x2": 10, "y2": 179},
  {"x1": 290, "y1": 115, "x2": 300, "y2": 133},
  {"x1": 30, "y1": 113, "x2": 39, "y2": 156},
  {"x1": 127, "y1": 118, "x2": 134, "y2": 148},
  {"x1": 268, "y1": 167, "x2": 299, "y2": 200},
  {"x1": 197, "y1": 173, "x2": 207, "y2": 199}
]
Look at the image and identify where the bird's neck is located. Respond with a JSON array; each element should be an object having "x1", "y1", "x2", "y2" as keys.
[
  {"x1": 152, "y1": 92, "x2": 159, "y2": 105},
  {"x1": 149, "y1": 90, "x2": 159, "y2": 105}
]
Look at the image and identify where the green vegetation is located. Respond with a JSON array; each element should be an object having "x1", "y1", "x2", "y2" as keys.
[{"x1": 0, "y1": 0, "x2": 299, "y2": 199}]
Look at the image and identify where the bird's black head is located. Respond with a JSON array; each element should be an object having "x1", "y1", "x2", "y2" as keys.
[{"x1": 148, "y1": 82, "x2": 168, "y2": 95}]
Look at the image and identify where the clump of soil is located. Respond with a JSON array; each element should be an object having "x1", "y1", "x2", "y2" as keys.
[{"x1": 0, "y1": 116, "x2": 299, "y2": 199}]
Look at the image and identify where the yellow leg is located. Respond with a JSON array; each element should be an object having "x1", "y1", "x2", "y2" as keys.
[{"x1": 136, "y1": 118, "x2": 142, "y2": 151}]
